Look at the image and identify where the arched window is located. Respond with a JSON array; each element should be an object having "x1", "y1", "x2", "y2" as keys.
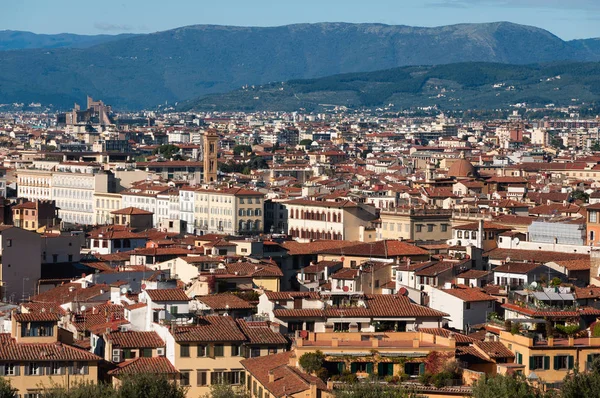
[
  {"x1": 239, "y1": 220, "x2": 245, "y2": 231},
  {"x1": 327, "y1": 212, "x2": 331, "y2": 222},
  {"x1": 255, "y1": 220, "x2": 261, "y2": 231}
]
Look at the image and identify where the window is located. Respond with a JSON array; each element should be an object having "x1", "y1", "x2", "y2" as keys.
[
  {"x1": 197, "y1": 370, "x2": 208, "y2": 386},
  {"x1": 197, "y1": 345, "x2": 206, "y2": 357},
  {"x1": 441, "y1": 224, "x2": 448, "y2": 232},
  {"x1": 50, "y1": 362, "x2": 61, "y2": 375},
  {"x1": 214, "y1": 344, "x2": 224, "y2": 357},
  {"x1": 231, "y1": 345, "x2": 241, "y2": 356},
  {"x1": 465, "y1": 302, "x2": 471, "y2": 310},
  {"x1": 416, "y1": 224, "x2": 422, "y2": 233},
  {"x1": 180, "y1": 344, "x2": 190, "y2": 357},
  {"x1": 6, "y1": 239, "x2": 11, "y2": 247},
  {"x1": 4, "y1": 363, "x2": 16, "y2": 376},
  {"x1": 170, "y1": 306, "x2": 178, "y2": 315},
  {"x1": 180, "y1": 371, "x2": 190, "y2": 386},
  {"x1": 427, "y1": 224, "x2": 434, "y2": 232},
  {"x1": 554, "y1": 355, "x2": 573, "y2": 370},
  {"x1": 457, "y1": 231, "x2": 463, "y2": 238},
  {"x1": 530, "y1": 356, "x2": 549, "y2": 371},
  {"x1": 268, "y1": 347, "x2": 278, "y2": 355},
  {"x1": 52, "y1": 254, "x2": 58, "y2": 263},
  {"x1": 27, "y1": 362, "x2": 40, "y2": 375},
  {"x1": 591, "y1": 211, "x2": 598, "y2": 223},
  {"x1": 250, "y1": 347, "x2": 261, "y2": 357},
  {"x1": 211, "y1": 371, "x2": 244, "y2": 385},
  {"x1": 141, "y1": 348, "x2": 153, "y2": 357}
]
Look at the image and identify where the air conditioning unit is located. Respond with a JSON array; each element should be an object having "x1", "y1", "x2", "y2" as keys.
[
  {"x1": 112, "y1": 349, "x2": 122, "y2": 363},
  {"x1": 157, "y1": 347, "x2": 165, "y2": 357}
]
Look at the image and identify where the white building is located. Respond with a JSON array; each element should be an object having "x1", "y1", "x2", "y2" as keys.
[{"x1": 429, "y1": 287, "x2": 495, "y2": 332}]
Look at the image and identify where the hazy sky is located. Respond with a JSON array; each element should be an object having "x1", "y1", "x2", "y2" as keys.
[{"x1": 2, "y1": 0, "x2": 599, "y2": 40}]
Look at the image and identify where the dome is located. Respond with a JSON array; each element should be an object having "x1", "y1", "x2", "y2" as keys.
[{"x1": 448, "y1": 158, "x2": 475, "y2": 178}]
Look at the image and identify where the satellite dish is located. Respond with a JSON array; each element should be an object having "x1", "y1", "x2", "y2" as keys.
[
  {"x1": 187, "y1": 245, "x2": 192, "y2": 250},
  {"x1": 515, "y1": 238, "x2": 520, "y2": 245},
  {"x1": 80, "y1": 306, "x2": 86, "y2": 312},
  {"x1": 531, "y1": 281, "x2": 538, "y2": 289},
  {"x1": 506, "y1": 257, "x2": 511, "y2": 263},
  {"x1": 121, "y1": 287, "x2": 128, "y2": 294}
]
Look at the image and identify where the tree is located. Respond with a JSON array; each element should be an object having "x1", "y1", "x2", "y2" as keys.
[
  {"x1": 299, "y1": 139, "x2": 313, "y2": 146},
  {"x1": 572, "y1": 190, "x2": 589, "y2": 203},
  {"x1": 116, "y1": 373, "x2": 187, "y2": 398},
  {"x1": 471, "y1": 374, "x2": 543, "y2": 398},
  {"x1": 201, "y1": 383, "x2": 250, "y2": 398},
  {"x1": 0, "y1": 377, "x2": 16, "y2": 398},
  {"x1": 298, "y1": 351, "x2": 325, "y2": 374},
  {"x1": 334, "y1": 383, "x2": 423, "y2": 398},
  {"x1": 153, "y1": 144, "x2": 184, "y2": 160},
  {"x1": 562, "y1": 357, "x2": 600, "y2": 398},
  {"x1": 233, "y1": 145, "x2": 252, "y2": 156},
  {"x1": 550, "y1": 136, "x2": 565, "y2": 150}
]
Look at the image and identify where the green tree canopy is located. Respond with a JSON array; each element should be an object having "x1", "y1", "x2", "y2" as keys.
[
  {"x1": 472, "y1": 374, "x2": 544, "y2": 398},
  {"x1": 334, "y1": 382, "x2": 423, "y2": 398},
  {"x1": 298, "y1": 350, "x2": 325, "y2": 374},
  {"x1": 153, "y1": 144, "x2": 184, "y2": 160},
  {"x1": 299, "y1": 139, "x2": 313, "y2": 146},
  {"x1": 562, "y1": 357, "x2": 600, "y2": 398},
  {"x1": 201, "y1": 383, "x2": 250, "y2": 398},
  {"x1": 233, "y1": 145, "x2": 253, "y2": 156}
]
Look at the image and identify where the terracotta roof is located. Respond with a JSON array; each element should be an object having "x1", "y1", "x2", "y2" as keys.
[
  {"x1": 13, "y1": 312, "x2": 61, "y2": 322},
  {"x1": 144, "y1": 289, "x2": 190, "y2": 302},
  {"x1": 318, "y1": 240, "x2": 429, "y2": 257},
  {"x1": 111, "y1": 207, "x2": 154, "y2": 215},
  {"x1": 241, "y1": 351, "x2": 329, "y2": 398},
  {"x1": 415, "y1": 262, "x2": 454, "y2": 277},
  {"x1": 453, "y1": 221, "x2": 512, "y2": 231},
  {"x1": 264, "y1": 291, "x2": 321, "y2": 301},
  {"x1": 456, "y1": 269, "x2": 490, "y2": 279},
  {"x1": 236, "y1": 320, "x2": 288, "y2": 345},
  {"x1": 197, "y1": 294, "x2": 254, "y2": 310},
  {"x1": 440, "y1": 287, "x2": 496, "y2": 302},
  {"x1": 30, "y1": 283, "x2": 110, "y2": 305},
  {"x1": 172, "y1": 316, "x2": 246, "y2": 342},
  {"x1": 273, "y1": 309, "x2": 325, "y2": 318},
  {"x1": 419, "y1": 328, "x2": 476, "y2": 344},
  {"x1": 492, "y1": 262, "x2": 542, "y2": 274},
  {"x1": 285, "y1": 199, "x2": 359, "y2": 208},
  {"x1": 474, "y1": 341, "x2": 515, "y2": 359},
  {"x1": 364, "y1": 294, "x2": 448, "y2": 318},
  {"x1": 281, "y1": 240, "x2": 357, "y2": 256},
  {"x1": 108, "y1": 331, "x2": 164, "y2": 348},
  {"x1": 486, "y1": 248, "x2": 589, "y2": 263},
  {"x1": 0, "y1": 335, "x2": 102, "y2": 361},
  {"x1": 330, "y1": 268, "x2": 360, "y2": 280},
  {"x1": 108, "y1": 357, "x2": 179, "y2": 376},
  {"x1": 552, "y1": 259, "x2": 591, "y2": 271},
  {"x1": 502, "y1": 302, "x2": 600, "y2": 318}
]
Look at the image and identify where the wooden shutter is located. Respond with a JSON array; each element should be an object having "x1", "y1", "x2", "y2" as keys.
[
  {"x1": 0, "y1": 364, "x2": 5, "y2": 376},
  {"x1": 529, "y1": 356, "x2": 535, "y2": 370},
  {"x1": 554, "y1": 356, "x2": 559, "y2": 370},
  {"x1": 14, "y1": 364, "x2": 19, "y2": 376},
  {"x1": 350, "y1": 363, "x2": 357, "y2": 373},
  {"x1": 544, "y1": 356, "x2": 550, "y2": 370},
  {"x1": 366, "y1": 362, "x2": 373, "y2": 374},
  {"x1": 83, "y1": 364, "x2": 89, "y2": 375},
  {"x1": 568, "y1": 356, "x2": 575, "y2": 370},
  {"x1": 419, "y1": 363, "x2": 425, "y2": 375},
  {"x1": 337, "y1": 362, "x2": 345, "y2": 374}
]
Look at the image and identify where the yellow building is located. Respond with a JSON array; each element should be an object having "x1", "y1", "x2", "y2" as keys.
[
  {"x1": 172, "y1": 316, "x2": 287, "y2": 397},
  {"x1": 378, "y1": 208, "x2": 453, "y2": 242},
  {"x1": 500, "y1": 330, "x2": 600, "y2": 385},
  {"x1": 0, "y1": 312, "x2": 102, "y2": 396}
]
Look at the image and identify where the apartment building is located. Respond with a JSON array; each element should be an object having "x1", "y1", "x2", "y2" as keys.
[
  {"x1": 12, "y1": 200, "x2": 60, "y2": 231},
  {"x1": 121, "y1": 183, "x2": 171, "y2": 226},
  {"x1": 286, "y1": 199, "x2": 377, "y2": 241},
  {"x1": 52, "y1": 163, "x2": 114, "y2": 225},
  {"x1": 17, "y1": 168, "x2": 53, "y2": 201},
  {"x1": 0, "y1": 313, "x2": 102, "y2": 397},
  {"x1": 93, "y1": 192, "x2": 123, "y2": 225},
  {"x1": 377, "y1": 208, "x2": 452, "y2": 242},
  {"x1": 193, "y1": 188, "x2": 264, "y2": 235},
  {"x1": 171, "y1": 316, "x2": 287, "y2": 397}
]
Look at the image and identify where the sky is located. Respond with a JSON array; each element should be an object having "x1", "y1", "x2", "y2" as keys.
[{"x1": 2, "y1": 0, "x2": 599, "y2": 40}]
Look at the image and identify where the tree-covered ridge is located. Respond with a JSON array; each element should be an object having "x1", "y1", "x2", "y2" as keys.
[{"x1": 182, "y1": 61, "x2": 600, "y2": 112}]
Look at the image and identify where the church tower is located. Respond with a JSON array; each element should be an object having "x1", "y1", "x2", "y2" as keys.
[{"x1": 203, "y1": 130, "x2": 218, "y2": 183}]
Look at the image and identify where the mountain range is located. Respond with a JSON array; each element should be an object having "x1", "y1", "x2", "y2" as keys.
[
  {"x1": 2, "y1": 22, "x2": 600, "y2": 109},
  {"x1": 180, "y1": 61, "x2": 600, "y2": 112}
]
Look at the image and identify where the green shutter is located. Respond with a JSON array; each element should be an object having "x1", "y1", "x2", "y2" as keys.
[
  {"x1": 554, "y1": 356, "x2": 559, "y2": 370},
  {"x1": 366, "y1": 362, "x2": 373, "y2": 374},
  {"x1": 419, "y1": 363, "x2": 426, "y2": 375},
  {"x1": 530, "y1": 356, "x2": 535, "y2": 370},
  {"x1": 337, "y1": 362, "x2": 345, "y2": 374},
  {"x1": 588, "y1": 354, "x2": 593, "y2": 364},
  {"x1": 568, "y1": 356, "x2": 575, "y2": 370},
  {"x1": 544, "y1": 356, "x2": 550, "y2": 370},
  {"x1": 350, "y1": 363, "x2": 357, "y2": 373},
  {"x1": 515, "y1": 351, "x2": 520, "y2": 364},
  {"x1": 518, "y1": 353, "x2": 523, "y2": 365}
]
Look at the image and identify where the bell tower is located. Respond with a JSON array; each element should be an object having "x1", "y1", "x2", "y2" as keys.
[{"x1": 203, "y1": 130, "x2": 218, "y2": 183}]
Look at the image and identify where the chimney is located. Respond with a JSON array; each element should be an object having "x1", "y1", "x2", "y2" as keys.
[
  {"x1": 268, "y1": 370, "x2": 275, "y2": 383},
  {"x1": 477, "y1": 219, "x2": 484, "y2": 249}
]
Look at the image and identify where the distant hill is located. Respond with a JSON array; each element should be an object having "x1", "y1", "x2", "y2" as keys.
[
  {"x1": 180, "y1": 62, "x2": 600, "y2": 111},
  {"x1": 1, "y1": 22, "x2": 600, "y2": 109},
  {"x1": 0, "y1": 30, "x2": 136, "y2": 51}
]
